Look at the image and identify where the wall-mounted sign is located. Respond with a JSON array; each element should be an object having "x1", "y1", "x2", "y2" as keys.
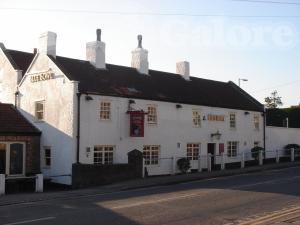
[
  {"x1": 207, "y1": 114, "x2": 225, "y2": 122},
  {"x1": 30, "y1": 70, "x2": 54, "y2": 83},
  {"x1": 128, "y1": 110, "x2": 146, "y2": 137}
]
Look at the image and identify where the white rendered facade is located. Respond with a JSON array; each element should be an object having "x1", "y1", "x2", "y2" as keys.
[{"x1": 0, "y1": 34, "x2": 264, "y2": 185}]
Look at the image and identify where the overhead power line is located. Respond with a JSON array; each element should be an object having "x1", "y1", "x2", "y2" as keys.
[
  {"x1": 0, "y1": 7, "x2": 300, "y2": 18},
  {"x1": 253, "y1": 79, "x2": 300, "y2": 93},
  {"x1": 232, "y1": 0, "x2": 300, "y2": 5}
]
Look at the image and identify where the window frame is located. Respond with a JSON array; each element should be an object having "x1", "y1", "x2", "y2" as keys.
[
  {"x1": 187, "y1": 143, "x2": 200, "y2": 160},
  {"x1": 43, "y1": 146, "x2": 51, "y2": 168},
  {"x1": 35, "y1": 100, "x2": 45, "y2": 121},
  {"x1": 254, "y1": 114, "x2": 260, "y2": 130},
  {"x1": 93, "y1": 145, "x2": 114, "y2": 165},
  {"x1": 229, "y1": 113, "x2": 236, "y2": 129},
  {"x1": 227, "y1": 141, "x2": 238, "y2": 157},
  {"x1": 99, "y1": 101, "x2": 111, "y2": 121},
  {"x1": 192, "y1": 110, "x2": 201, "y2": 127},
  {"x1": 0, "y1": 142, "x2": 25, "y2": 176},
  {"x1": 143, "y1": 145, "x2": 160, "y2": 166},
  {"x1": 147, "y1": 105, "x2": 158, "y2": 125}
]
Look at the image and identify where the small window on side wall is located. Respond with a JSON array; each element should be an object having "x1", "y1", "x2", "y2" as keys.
[
  {"x1": 35, "y1": 101, "x2": 45, "y2": 121},
  {"x1": 229, "y1": 113, "x2": 236, "y2": 129},
  {"x1": 44, "y1": 147, "x2": 51, "y2": 168}
]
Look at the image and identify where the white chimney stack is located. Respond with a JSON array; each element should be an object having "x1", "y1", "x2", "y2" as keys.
[
  {"x1": 39, "y1": 31, "x2": 57, "y2": 58},
  {"x1": 131, "y1": 35, "x2": 149, "y2": 75},
  {"x1": 86, "y1": 29, "x2": 106, "y2": 69},
  {"x1": 176, "y1": 61, "x2": 190, "y2": 80}
]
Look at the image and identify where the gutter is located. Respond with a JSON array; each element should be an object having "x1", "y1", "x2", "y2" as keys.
[
  {"x1": 76, "y1": 92, "x2": 81, "y2": 163},
  {"x1": 263, "y1": 108, "x2": 266, "y2": 152}
]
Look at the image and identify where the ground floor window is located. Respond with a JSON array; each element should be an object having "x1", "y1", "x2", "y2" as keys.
[
  {"x1": 0, "y1": 142, "x2": 25, "y2": 175},
  {"x1": 143, "y1": 145, "x2": 160, "y2": 165},
  {"x1": 43, "y1": 147, "x2": 51, "y2": 168},
  {"x1": 94, "y1": 145, "x2": 114, "y2": 165},
  {"x1": 187, "y1": 143, "x2": 200, "y2": 160},
  {"x1": 227, "y1": 141, "x2": 238, "y2": 157}
]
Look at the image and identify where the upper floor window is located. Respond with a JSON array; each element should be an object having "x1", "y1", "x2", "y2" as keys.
[
  {"x1": 94, "y1": 145, "x2": 114, "y2": 165},
  {"x1": 229, "y1": 113, "x2": 236, "y2": 129},
  {"x1": 254, "y1": 114, "x2": 259, "y2": 130},
  {"x1": 187, "y1": 143, "x2": 200, "y2": 160},
  {"x1": 143, "y1": 145, "x2": 160, "y2": 165},
  {"x1": 147, "y1": 105, "x2": 157, "y2": 125},
  {"x1": 35, "y1": 101, "x2": 45, "y2": 121},
  {"x1": 100, "y1": 101, "x2": 111, "y2": 120},
  {"x1": 227, "y1": 141, "x2": 238, "y2": 157},
  {"x1": 192, "y1": 110, "x2": 201, "y2": 127}
]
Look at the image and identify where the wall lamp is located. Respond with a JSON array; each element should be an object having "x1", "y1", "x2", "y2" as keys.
[
  {"x1": 85, "y1": 95, "x2": 93, "y2": 101},
  {"x1": 176, "y1": 104, "x2": 182, "y2": 109},
  {"x1": 129, "y1": 99, "x2": 136, "y2": 104},
  {"x1": 211, "y1": 130, "x2": 222, "y2": 140},
  {"x1": 244, "y1": 111, "x2": 250, "y2": 115}
]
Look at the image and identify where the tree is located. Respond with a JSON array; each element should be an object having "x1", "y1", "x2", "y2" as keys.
[{"x1": 264, "y1": 91, "x2": 283, "y2": 108}]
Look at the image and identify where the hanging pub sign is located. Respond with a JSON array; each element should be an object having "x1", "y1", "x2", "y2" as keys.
[{"x1": 127, "y1": 110, "x2": 146, "y2": 137}]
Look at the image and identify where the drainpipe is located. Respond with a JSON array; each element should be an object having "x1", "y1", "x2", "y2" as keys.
[
  {"x1": 76, "y1": 93, "x2": 81, "y2": 164},
  {"x1": 263, "y1": 108, "x2": 266, "y2": 154}
]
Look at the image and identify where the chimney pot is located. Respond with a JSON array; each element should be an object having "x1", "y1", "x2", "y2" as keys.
[
  {"x1": 131, "y1": 34, "x2": 149, "y2": 75},
  {"x1": 86, "y1": 28, "x2": 106, "y2": 69}
]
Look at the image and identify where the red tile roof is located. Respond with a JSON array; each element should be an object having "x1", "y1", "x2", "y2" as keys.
[{"x1": 0, "y1": 103, "x2": 41, "y2": 135}]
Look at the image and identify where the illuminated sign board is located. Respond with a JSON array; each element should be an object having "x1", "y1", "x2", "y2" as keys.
[{"x1": 207, "y1": 114, "x2": 225, "y2": 122}]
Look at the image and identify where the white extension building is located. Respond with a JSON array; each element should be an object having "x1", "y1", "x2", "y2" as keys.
[{"x1": 0, "y1": 30, "x2": 264, "y2": 185}]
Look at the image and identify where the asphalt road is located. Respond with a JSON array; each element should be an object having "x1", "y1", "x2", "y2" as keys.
[{"x1": 0, "y1": 166, "x2": 300, "y2": 225}]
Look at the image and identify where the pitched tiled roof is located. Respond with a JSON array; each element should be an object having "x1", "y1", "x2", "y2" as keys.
[
  {"x1": 0, "y1": 103, "x2": 41, "y2": 135},
  {"x1": 50, "y1": 56, "x2": 264, "y2": 112},
  {"x1": 4, "y1": 49, "x2": 34, "y2": 73}
]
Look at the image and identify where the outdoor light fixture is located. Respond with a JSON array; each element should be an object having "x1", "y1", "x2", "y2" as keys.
[
  {"x1": 129, "y1": 99, "x2": 136, "y2": 104},
  {"x1": 85, "y1": 95, "x2": 93, "y2": 101},
  {"x1": 244, "y1": 111, "x2": 250, "y2": 115},
  {"x1": 238, "y1": 78, "x2": 248, "y2": 87},
  {"x1": 176, "y1": 104, "x2": 182, "y2": 109},
  {"x1": 211, "y1": 130, "x2": 222, "y2": 140}
]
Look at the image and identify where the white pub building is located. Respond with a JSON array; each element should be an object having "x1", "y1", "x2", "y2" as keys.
[{"x1": 0, "y1": 30, "x2": 264, "y2": 185}]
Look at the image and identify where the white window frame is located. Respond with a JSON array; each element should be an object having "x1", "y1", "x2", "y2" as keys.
[
  {"x1": 43, "y1": 146, "x2": 51, "y2": 168},
  {"x1": 229, "y1": 113, "x2": 236, "y2": 129},
  {"x1": 147, "y1": 105, "x2": 157, "y2": 125},
  {"x1": 0, "y1": 142, "x2": 26, "y2": 176},
  {"x1": 93, "y1": 145, "x2": 114, "y2": 165},
  {"x1": 192, "y1": 110, "x2": 201, "y2": 127},
  {"x1": 227, "y1": 141, "x2": 238, "y2": 157},
  {"x1": 143, "y1": 145, "x2": 160, "y2": 166},
  {"x1": 99, "y1": 101, "x2": 111, "y2": 121},
  {"x1": 35, "y1": 100, "x2": 45, "y2": 121},
  {"x1": 187, "y1": 143, "x2": 200, "y2": 160},
  {"x1": 254, "y1": 114, "x2": 260, "y2": 130}
]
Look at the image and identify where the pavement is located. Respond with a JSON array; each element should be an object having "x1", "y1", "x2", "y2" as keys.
[
  {"x1": 0, "y1": 164, "x2": 300, "y2": 225},
  {"x1": 1, "y1": 160, "x2": 300, "y2": 207}
]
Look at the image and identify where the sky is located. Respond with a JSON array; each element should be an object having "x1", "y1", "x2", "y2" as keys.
[{"x1": 0, "y1": 0, "x2": 299, "y2": 107}]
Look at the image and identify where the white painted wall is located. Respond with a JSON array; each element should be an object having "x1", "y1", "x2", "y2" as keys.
[
  {"x1": 80, "y1": 95, "x2": 264, "y2": 176},
  {"x1": 18, "y1": 54, "x2": 78, "y2": 185},
  {"x1": 0, "y1": 48, "x2": 22, "y2": 104},
  {"x1": 266, "y1": 126, "x2": 300, "y2": 158}
]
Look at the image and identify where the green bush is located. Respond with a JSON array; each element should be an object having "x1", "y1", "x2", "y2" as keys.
[
  {"x1": 251, "y1": 146, "x2": 264, "y2": 160},
  {"x1": 177, "y1": 158, "x2": 191, "y2": 174},
  {"x1": 284, "y1": 144, "x2": 300, "y2": 156}
]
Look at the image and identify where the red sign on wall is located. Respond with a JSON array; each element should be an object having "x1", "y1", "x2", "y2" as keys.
[{"x1": 128, "y1": 111, "x2": 145, "y2": 137}]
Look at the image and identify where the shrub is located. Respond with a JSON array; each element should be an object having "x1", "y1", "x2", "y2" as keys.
[
  {"x1": 251, "y1": 146, "x2": 264, "y2": 160},
  {"x1": 284, "y1": 144, "x2": 300, "y2": 156},
  {"x1": 177, "y1": 158, "x2": 191, "y2": 174}
]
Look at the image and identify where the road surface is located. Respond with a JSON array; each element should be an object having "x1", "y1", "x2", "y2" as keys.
[{"x1": 0, "y1": 166, "x2": 300, "y2": 225}]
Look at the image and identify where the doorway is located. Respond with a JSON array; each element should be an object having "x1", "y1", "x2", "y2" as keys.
[{"x1": 207, "y1": 143, "x2": 215, "y2": 168}]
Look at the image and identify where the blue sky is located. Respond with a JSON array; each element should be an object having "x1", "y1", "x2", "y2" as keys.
[{"x1": 1, "y1": 0, "x2": 299, "y2": 107}]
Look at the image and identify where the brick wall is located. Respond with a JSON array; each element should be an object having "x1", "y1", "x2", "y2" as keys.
[{"x1": 0, "y1": 135, "x2": 40, "y2": 175}]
